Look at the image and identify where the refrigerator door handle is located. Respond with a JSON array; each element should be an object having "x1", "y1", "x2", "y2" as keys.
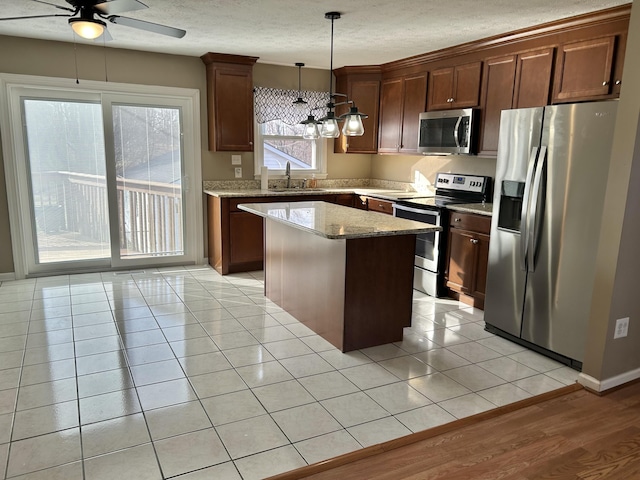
[
  {"x1": 528, "y1": 146, "x2": 547, "y2": 272},
  {"x1": 520, "y1": 147, "x2": 539, "y2": 271}
]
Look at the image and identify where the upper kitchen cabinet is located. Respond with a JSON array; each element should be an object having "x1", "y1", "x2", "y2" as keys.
[
  {"x1": 378, "y1": 72, "x2": 428, "y2": 154},
  {"x1": 201, "y1": 52, "x2": 258, "y2": 152},
  {"x1": 552, "y1": 34, "x2": 624, "y2": 102},
  {"x1": 428, "y1": 62, "x2": 482, "y2": 111},
  {"x1": 334, "y1": 66, "x2": 382, "y2": 154},
  {"x1": 479, "y1": 48, "x2": 553, "y2": 156}
]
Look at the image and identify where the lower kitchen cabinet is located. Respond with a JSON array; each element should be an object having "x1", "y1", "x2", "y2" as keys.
[
  {"x1": 444, "y1": 211, "x2": 491, "y2": 309},
  {"x1": 208, "y1": 193, "x2": 357, "y2": 274}
]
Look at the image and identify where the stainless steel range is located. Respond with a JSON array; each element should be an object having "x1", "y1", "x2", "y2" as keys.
[{"x1": 393, "y1": 173, "x2": 492, "y2": 297}]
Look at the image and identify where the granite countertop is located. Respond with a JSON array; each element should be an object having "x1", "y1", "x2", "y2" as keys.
[
  {"x1": 204, "y1": 187, "x2": 434, "y2": 202},
  {"x1": 238, "y1": 201, "x2": 441, "y2": 240},
  {"x1": 447, "y1": 203, "x2": 493, "y2": 216}
]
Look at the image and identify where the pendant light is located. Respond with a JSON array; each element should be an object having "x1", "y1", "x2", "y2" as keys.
[
  {"x1": 340, "y1": 106, "x2": 367, "y2": 136},
  {"x1": 292, "y1": 62, "x2": 308, "y2": 110},
  {"x1": 301, "y1": 115, "x2": 320, "y2": 139},
  {"x1": 300, "y1": 12, "x2": 367, "y2": 139},
  {"x1": 317, "y1": 12, "x2": 342, "y2": 138}
]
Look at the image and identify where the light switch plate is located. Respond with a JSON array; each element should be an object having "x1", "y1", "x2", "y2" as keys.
[
  {"x1": 234, "y1": 167, "x2": 242, "y2": 178},
  {"x1": 231, "y1": 155, "x2": 242, "y2": 165},
  {"x1": 614, "y1": 317, "x2": 629, "y2": 339}
]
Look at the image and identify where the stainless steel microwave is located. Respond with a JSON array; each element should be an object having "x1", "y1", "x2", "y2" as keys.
[{"x1": 418, "y1": 108, "x2": 478, "y2": 155}]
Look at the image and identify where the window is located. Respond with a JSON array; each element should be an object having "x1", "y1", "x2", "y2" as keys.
[
  {"x1": 254, "y1": 119, "x2": 326, "y2": 177},
  {"x1": 253, "y1": 86, "x2": 329, "y2": 178}
]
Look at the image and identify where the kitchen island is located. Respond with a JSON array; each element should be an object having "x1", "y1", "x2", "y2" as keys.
[{"x1": 239, "y1": 201, "x2": 440, "y2": 352}]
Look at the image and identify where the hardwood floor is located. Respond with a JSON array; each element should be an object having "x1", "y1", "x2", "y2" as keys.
[{"x1": 268, "y1": 381, "x2": 640, "y2": 480}]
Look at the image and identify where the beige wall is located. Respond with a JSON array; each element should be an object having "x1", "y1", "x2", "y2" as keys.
[
  {"x1": 0, "y1": 35, "x2": 372, "y2": 274},
  {"x1": 371, "y1": 153, "x2": 496, "y2": 188},
  {"x1": 583, "y1": 1, "x2": 640, "y2": 385}
]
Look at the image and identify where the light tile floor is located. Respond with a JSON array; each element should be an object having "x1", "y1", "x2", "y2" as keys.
[{"x1": 0, "y1": 266, "x2": 579, "y2": 480}]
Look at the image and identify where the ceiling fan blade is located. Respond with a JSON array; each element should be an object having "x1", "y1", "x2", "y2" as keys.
[
  {"x1": 107, "y1": 15, "x2": 186, "y2": 38},
  {"x1": 0, "y1": 13, "x2": 72, "y2": 21},
  {"x1": 94, "y1": 0, "x2": 147, "y2": 15},
  {"x1": 31, "y1": 0, "x2": 75, "y2": 12}
]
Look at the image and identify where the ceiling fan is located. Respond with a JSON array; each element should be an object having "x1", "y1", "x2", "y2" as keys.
[{"x1": 0, "y1": 0, "x2": 186, "y2": 40}]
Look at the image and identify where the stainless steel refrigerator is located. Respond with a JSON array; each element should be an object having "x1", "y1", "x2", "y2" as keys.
[{"x1": 484, "y1": 100, "x2": 618, "y2": 369}]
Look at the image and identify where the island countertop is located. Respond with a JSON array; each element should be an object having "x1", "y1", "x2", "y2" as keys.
[{"x1": 238, "y1": 201, "x2": 441, "y2": 240}]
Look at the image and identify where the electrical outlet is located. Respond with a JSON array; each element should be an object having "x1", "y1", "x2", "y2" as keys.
[
  {"x1": 614, "y1": 317, "x2": 629, "y2": 339},
  {"x1": 231, "y1": 155, "x2": 242, "y2": 165},
  {"x1": 234, "y1": 167, "x2": 242, "y2": 178}
]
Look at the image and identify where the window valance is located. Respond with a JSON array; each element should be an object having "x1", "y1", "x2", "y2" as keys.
[{"x1": 254, "y1": 86, "x2": 329, "y2": 126}]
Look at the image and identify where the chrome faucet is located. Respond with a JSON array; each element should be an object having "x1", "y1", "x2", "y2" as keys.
[{"x1": 285, "y1": 161, "x2": 291, "y2": 188}]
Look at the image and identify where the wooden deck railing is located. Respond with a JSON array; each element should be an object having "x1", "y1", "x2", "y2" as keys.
[{"x1": 32, "y1": 171, "x2": 183, "y2": 257}]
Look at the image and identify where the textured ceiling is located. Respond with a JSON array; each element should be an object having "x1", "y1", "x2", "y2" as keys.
[{"x1": 0, "y1": 0, "x2": 632, "y2": 68}]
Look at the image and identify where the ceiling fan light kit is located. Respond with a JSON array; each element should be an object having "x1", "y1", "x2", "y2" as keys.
[
  {"x1": 69, "y1": 17, "x2": 105, "y2": 39},
  {"x1": 0, "y1": 0, "x2": 186, "y2": 40},
  {"x1": 302, "y1": 12, "x2": 366, "y2": 139}
]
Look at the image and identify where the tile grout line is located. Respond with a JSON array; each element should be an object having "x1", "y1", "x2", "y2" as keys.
[{"x1": 2, "y1": 280, "x2": 36, "y2": 480}]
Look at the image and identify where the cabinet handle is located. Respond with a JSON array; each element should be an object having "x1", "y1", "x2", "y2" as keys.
[
  {"x1": 454, "y1": 217, "x2": 461, "y2": 222},
  {"x1": 470, "y1": 238, "x2": 479, "y2": 245},
  {"x1": 249, "y1": 141, "x2": 253, "y2": 145},
  {"x1": 602, "y1": 81, "x2": 609, "y2": 86},
  {"x1": 615, "y1": 80, "x2": 622, "y2": 85}
]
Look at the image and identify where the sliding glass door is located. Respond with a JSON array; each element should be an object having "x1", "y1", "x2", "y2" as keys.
[
  {"x1": 23, "y1": 98, "x2": 111, "y2": 265},
  {"x1": 5, "y1": 83, "x2": 200, "y2": 277},
  {"x1": 106, "y1": 100, "x2": 185, "y2": 266}
]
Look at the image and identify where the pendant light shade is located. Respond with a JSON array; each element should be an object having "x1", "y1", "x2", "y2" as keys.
[
  {"x1": 319, "y1": 113, "x2": 340, "y2": 138},
  {"x1": 341, "y1": 106, "x2": 367, "y2": 136},
  {"x1": 301, "y1": 115, "x2": 320, "y2": 139}
]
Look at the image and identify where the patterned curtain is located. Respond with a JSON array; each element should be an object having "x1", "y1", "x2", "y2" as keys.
[{"x1": 254, "y1": 86, "x2": 329, "y2": 125}]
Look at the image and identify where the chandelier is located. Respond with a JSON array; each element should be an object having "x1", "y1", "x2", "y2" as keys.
[{"x1": 301, "y1": 12, "x2": 367, "y2": 140}]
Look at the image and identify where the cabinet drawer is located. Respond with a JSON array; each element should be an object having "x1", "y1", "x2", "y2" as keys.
[
  {"x1": 367, "y1": 198, "x2": 394, "y2": 215},
  {"x1": 449, "y1": 211, "x2": 491, "y2": 234}
]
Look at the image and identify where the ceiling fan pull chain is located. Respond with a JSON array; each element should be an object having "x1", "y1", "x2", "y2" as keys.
[
  {"x1": 73, "y1": 35, "x2": 79, "y2": 84},
  {"x1": 103, "y1": 34, "x2": 108, "y2": 83}
]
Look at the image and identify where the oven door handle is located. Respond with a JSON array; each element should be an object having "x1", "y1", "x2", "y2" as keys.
[{"x1": 393, "y1": 204, "x2": 441, "y2": 221}]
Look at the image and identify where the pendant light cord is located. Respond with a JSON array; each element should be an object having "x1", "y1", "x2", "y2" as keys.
[{"x1": 329, "y1": 15, "x2": 334, "y2": 98}]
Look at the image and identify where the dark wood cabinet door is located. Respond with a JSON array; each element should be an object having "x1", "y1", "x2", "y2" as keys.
[
  {"x1": 212, "y1": 66, "x2": 254, "y2": 151},
  {"x1": 478, "y1": 55, "x2": 516, "y2": 156},
  {"x1": 378, "y1": 77, "x2": 404, "y2": 153},
  {"x1": 445, "y1": 228, "x2": 476, "y2": 294},
  {"x1": 342, "y1": 80, "x2": 380, "y2": 154},
  {"x1": 428, "y1": 67, "x2": 454, "y2": 111},
  {"x1": 471, "y1": 232, "x2": 490, "y2": 299},
  {"x1": 513, "y1": 48, "x2": 554, "y2": 108},
  {"x1": 399, "y1": 73, "x2": 428, "y2": 154},
  {"x1": 228, "y1": 212, "x2": 263, "y2": 265},
  {"x1": 552, "y1": 36, "x2": 616, "y2": 102},
  {"x1": 452, "y1": 61, "x2": 482, "y2": 108}
]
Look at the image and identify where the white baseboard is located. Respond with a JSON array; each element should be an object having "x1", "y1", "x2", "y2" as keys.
[
  {"x1": 0, "y1": 272, "x2": 16, "y2": 282},
  {"x1": 578, "y1": 367, "x2": 640, "y2": 392}
]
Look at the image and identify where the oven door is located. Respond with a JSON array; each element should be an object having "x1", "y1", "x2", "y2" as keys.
[{"x1": 393, "y1": 204, "x2": 441, "y2": 272}]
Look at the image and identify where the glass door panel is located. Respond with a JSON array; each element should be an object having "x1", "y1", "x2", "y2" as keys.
[
  {"x1": 111, "y1": 104, "x2": 184, "y2": 260},
  {"x1": 22, "y1": 99, "x2": 111, "y2": 264}
]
